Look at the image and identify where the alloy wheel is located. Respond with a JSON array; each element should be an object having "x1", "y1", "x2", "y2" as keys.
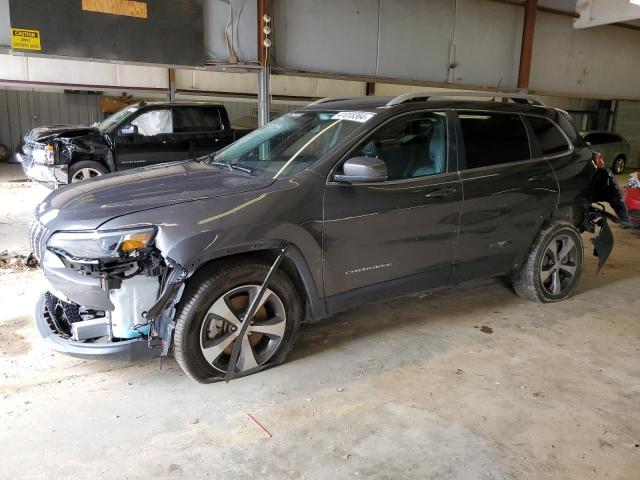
[
  {"x1": 71, "y1": 167, "x2": 103, "y2": 182},
  {"x1": 199, "y1": 284, "x2": 287, "y2": 373},
  {"x1": 539, "y1": 235, "x2": 578, "y2": 296},
  {"x1": 613, "y1": 157, "x2": 625, "y2": 174}
]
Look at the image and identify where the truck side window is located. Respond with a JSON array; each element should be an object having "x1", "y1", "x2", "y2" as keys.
[
  {"x1": 173, "y1": 107, "x2": 223, "y2": 133},
  {"x1": 351, "y1": 112, "x2": 447, "y2": 180},
  {"x1": 527, "y1": 116, "x2": 570, "y2": 156},
  {"x1": 459, "y1": 112, "x2": 530, "y2": 169},
  {"x1": 131, "y1": 109, "x2": 173, "y2": 136}
]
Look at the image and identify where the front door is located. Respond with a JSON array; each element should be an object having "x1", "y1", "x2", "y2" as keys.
[
  {"x1": 322, "y1": 111, "x2": 462, "y2": 309},
  {"x1": 114, "y1": 108, "x2": 178, "y2": 169}
]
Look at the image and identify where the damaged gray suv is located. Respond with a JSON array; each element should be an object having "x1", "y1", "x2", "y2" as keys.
[{"x1": 31, "y1": 93, "x2": 624, "y2": 383}]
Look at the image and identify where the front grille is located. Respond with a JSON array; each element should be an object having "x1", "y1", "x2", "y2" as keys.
[{"x1": 29, "y1": 220, "x2": 49, "y2": 262}]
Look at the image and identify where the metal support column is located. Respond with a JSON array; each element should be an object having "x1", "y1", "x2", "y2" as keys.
[
  {"x1": 258, "y1": 66, "x2": 270, "y2": 127},
  {"x1": 517, "y1": 0, "x2": 538, "y2": 90},
  {"x1": 167, "y1": 68, "x2": 176, "y2": 102}
]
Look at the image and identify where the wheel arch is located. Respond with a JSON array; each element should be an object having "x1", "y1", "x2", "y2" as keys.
[{"x1": 185, "y1": 242, "x2": 327, "y2": 322}]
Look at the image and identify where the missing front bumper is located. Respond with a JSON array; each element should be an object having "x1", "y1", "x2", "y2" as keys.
[{"x1": 33, "y1": 292, "x2": 158, "y2": 362}]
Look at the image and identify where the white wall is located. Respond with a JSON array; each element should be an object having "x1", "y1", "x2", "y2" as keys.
[{"x1": 530, "y1": 11, "x2": 640, "y2": 99}]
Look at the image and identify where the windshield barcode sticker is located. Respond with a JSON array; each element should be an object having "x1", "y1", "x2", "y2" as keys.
[{"x1": 331, "y1": 111, "x2": 376, "y2": 123}]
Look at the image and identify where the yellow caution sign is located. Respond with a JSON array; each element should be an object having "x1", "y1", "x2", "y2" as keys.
[{"x1": 11, "y1": 28, "x2": 41, "y2": 51}]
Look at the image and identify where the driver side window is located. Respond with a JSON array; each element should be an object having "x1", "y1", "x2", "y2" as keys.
[
  {"x1": 130, "y1": 109, "x2": 173, "y2": 136},
  {"x1": 351, "y1": 111, "x2": 447, "y2": 180}
]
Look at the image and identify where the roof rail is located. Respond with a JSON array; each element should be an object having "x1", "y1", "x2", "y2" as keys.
[
  {"x1": 385, "y1": 92, "x2": 544, "y2": 108},
  {"x1": 307, "y1": 97, "x2": 352, "y2": 106}
]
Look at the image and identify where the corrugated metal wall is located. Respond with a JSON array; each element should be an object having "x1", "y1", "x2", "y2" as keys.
[
  {"x1": 615, "y1": 101, "x2": 640, "y2": 169},
  {"x1": 0, "y1": 89, "x2": 103, "y2": 155}
]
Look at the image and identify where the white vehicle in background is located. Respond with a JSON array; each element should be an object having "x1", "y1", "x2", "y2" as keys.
[{"x1": 581, "y1": 131, "x2": 630, "y2": 174}]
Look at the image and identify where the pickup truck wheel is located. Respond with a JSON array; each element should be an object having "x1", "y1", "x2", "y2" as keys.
[
  {"x1": 512, "y1": 222, "x2": 583, "y2": 303},
  {"x1": 68, "y1": 160, "x2": 108, "y2": 183},
  {"x1": 612, "y1": 156, "x2": 626, "y2": 175},
  {"x1": 174, "y1": 260, "x2": 301, "y2": 383}
]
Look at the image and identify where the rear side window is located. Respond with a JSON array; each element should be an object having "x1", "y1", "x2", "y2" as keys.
[
  {"x1": 527, "y1": 116, "x2": 570, "y2": 156},
  {"x1": 173, "y1": 107, "x2": 222, "y2": 133},
  {"x1": 459, "y1": 112, "x2": 530, "y2": 169}
]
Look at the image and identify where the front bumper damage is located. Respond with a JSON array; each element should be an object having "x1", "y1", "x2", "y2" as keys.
[
  {"x1": 31, "y1": 225, "x2": 188, "y2": 362},
  {"x1": 19, "y1": 151, "x2": 68, "y2": 187}
]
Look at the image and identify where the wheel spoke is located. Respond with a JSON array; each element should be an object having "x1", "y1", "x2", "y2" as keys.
[
  {"x1": 248, "y1": 287, "x2": 274, "y2": 315},
  {"x1": 210, "y1": 296, "x2": 241, "y2": 326},
  {"x1": 558, "y1": 238, "x2": 575, "y2": 262},
  {"x1": 236, "y1": 335, "x2": 258, "y2": 371},
  {"x1": 551, "y1": 271, "x2": 560, "y2": 294},
  {"x1": 201, "y1": 331, "x2": 237, "y2": 364},
  {"x1": 540, "y1": 267, "x2": 554, "y2": 282},
  {"x1": 559, "y1": 264, "x2": 576, "y2": 277},
  {"x1": 250, "y1": 315, "x2": 286, "y2": 338}
]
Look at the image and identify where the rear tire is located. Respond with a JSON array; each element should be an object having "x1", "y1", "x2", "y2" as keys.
[
  {"x1": 174, "y1": 260, "x2": 301, "y2": 383},
  {"x1": 512, "y1": 222, "x2": 583, "y2": 303},
  {"x1": 612, "y1": 156, "x2": 626, "y2": 174},
  {"x1": 68, "y1": 160, "x2": 108, "y2": 183}
]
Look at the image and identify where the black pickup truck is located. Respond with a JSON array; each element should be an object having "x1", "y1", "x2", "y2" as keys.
[{"x1": 19, "y1": 101, "x2": 250, "y2": 186}]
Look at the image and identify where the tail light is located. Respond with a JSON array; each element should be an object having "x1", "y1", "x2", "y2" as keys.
[{"x1": 593, "y1": 151, "x2": 605, "y2": 170}]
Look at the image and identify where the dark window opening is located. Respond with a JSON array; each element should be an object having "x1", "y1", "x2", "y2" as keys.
[
  {"x1": 173, "y1": 107, "x2": 222, "y2": 133},
  {"x1": 459, "y1": 112, "x2": 530, "y2": 169}
]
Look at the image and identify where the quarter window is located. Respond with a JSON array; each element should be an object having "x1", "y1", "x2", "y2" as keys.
[
  {"x1": 459, "y1": 112, "x2": 530, "y2": 169},
  {"x1": 349, "y1": 112, "x2": 447, "y2": 180},
  {"x1": 528, "y1": 116, "x2": 570, "y2": 155}
]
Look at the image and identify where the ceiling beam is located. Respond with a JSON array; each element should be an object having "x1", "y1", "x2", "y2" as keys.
[{"x1": 574, "y1": 0, "x2": 640, "y2": 28}]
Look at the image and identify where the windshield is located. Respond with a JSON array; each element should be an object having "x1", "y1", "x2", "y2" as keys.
[
  {"x1": 205, "y1": 111, "x2": 372, "y2": 178},
  {"x1": 97, "y1": 106, "x2": 138, "y2": 132}
]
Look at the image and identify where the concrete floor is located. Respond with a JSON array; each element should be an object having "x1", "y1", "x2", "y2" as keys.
[{"x1": 1, "y1": 164, "x2": 639, "y2": 479}]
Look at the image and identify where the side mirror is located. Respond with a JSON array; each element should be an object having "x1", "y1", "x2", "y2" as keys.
[
  {"x1": 334, "y1": 156, "x2": 388, "y2": 183},
  {"x1": 118, "y1": 124, "x2": 138, "y2": 136}
]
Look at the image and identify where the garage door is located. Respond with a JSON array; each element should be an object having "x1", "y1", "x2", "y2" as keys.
[{"x1": 615, "y1": 100, "x2": 640, "y2": 169}]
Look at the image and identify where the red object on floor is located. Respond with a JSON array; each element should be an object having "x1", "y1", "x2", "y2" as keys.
[{"x1": 624, "y1": 184, "x2": 640, "y2": 224}]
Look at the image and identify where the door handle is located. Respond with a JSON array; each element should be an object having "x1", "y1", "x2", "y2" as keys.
[
  {"x1": 425, "y1": 188, "x2": 456, "y2": 198},
  {"x1": 529, "y1": 173, "x2": 551, "y2": 182}
]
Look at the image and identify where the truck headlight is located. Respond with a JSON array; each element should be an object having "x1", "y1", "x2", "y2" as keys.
[{"x1": 47, "y1": 227, "x2": 156, "y2": 261}]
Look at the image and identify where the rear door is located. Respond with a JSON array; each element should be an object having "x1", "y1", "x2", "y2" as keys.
[
  {"x1": 322, "y1": 110, "x2": 463, "y2": 305},
  {"x1": 113, "y1": 108, "x2": 178, "y2": 169},
  {"x1": 172, "y1": 106, "x2": 233, "y2": 158},
  {"x1": 452, "y1": 111, "x2": 558, "y2": 283}
]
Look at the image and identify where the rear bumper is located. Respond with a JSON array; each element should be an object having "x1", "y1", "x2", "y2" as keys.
[
  {"x1": 19, "y1": 152, "x2": 68, "y2": 186},
  {"x1": 33, "y1": 292, "x2": 158, "y2": 362}
]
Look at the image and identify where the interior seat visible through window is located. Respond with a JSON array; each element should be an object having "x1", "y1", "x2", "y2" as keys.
[{"x1": 351, "y1": 111, "x2": 447, "y2": 180}]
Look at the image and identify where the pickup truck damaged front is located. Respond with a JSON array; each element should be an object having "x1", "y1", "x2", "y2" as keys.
[{"x1": 32, "y1": 225, "x2": 187, "y2": 361}]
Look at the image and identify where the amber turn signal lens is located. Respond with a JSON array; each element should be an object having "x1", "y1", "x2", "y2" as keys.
[{"x1": 121, "y1": 231, "x2": 154, "y2": 252}]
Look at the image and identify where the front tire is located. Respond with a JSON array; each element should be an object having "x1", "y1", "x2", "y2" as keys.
[
  {"x1": 174, "y1": 260, "x2": 301, "y2": 383},
  {"x1": 68, "y1": 160, "x2": 108, "y2": 183},
  {"x1": 512, "y1": 222, "x2": 583, "y2": 303}
]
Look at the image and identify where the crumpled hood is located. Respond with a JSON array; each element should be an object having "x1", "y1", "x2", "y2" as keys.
[
  {"x1": 35, "y1": 161, "x2": 275, "y2": 231},
  {"x1": 26, "y1": 124, "x2": 99, "y2": 143}
]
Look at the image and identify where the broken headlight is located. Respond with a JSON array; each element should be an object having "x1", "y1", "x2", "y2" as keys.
[
  {"x1": 47, "y1": 227, "x2": 156, "y2": 261},
  {"x1": 32, "y1": 144, "x2": 56, "y2": 164}
]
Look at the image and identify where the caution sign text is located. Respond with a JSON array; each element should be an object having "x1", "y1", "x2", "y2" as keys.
[{"x1": 11, "y1": 28, "x2": 41, "y2": 51}]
